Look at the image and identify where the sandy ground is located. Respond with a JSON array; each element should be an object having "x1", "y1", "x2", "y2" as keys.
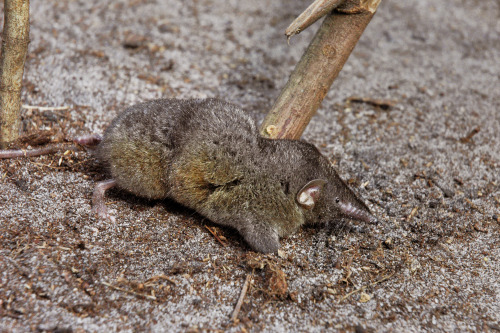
[{"x1": 1, "y1": 0, "x2": 499, "y2": 332}]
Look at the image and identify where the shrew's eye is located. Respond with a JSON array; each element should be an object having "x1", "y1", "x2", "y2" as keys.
[
  {"x1": 281, "y1": 181, "x2": 290, "y2": 195},
  {"x1": 335, "y1": 197, "x2": 340, "y2": 203}
]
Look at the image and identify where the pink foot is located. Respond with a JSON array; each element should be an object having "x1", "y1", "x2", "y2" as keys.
[
  {"x1": 73, "y1": 134, "x2": 103, "y2": 147},
  {"x1": 92, "y1": 179, "x2": 117, "y2": 222}
]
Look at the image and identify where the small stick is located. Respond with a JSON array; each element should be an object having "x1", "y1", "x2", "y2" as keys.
[
  {"x1": 407, "y1": 207, "x2": 418, "y2": 221},
  {"x1": 339, "y1": 272, "x2": 395, "y2": 302},
  {"x1": 231, "y1": 273, "x2": 252, "y2": 323},
  {"x1": 22, "y1": 105, "x2": 70, "y2": 111},
  {"x1": 465, "y1": 198, "x2": 489, "y2": 219},
  {"x1": 339, "y1": 285, "x2": 367, "y2": 302},
  {"x1": 346, "y1": 96, "x2": 397, "y2": 109},
  {"x1": 285, "y1": 0, "x2": 344, "y2": 39},
  {"x1": 0, "y1": 134, "x2": 101, "y2": 159},
  {"x1": 0, "y1": 144, "x2": 79, "y2": 159},
  {"x1": 102, "y1": 281, "x2": 156, "y2": 300},
  {"x1": 459, "y1": 127, "x2": 480, "y2": 144},
  {"x1": 205, "y1": 225, "x2": 227, "y2": 247},
  {"x1": 144, "y1": 274, "x2": 177, "y2": 286}
]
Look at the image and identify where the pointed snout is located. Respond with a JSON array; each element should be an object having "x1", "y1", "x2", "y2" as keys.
[{"x1": 339, "y1": 202, "x2": 378, "y2": 225}]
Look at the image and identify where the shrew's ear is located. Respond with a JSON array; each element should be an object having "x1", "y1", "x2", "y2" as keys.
[{"x1": 296, "y1": 179, "x2": 327, "y2": 210}]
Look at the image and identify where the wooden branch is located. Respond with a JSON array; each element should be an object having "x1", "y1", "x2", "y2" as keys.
[
  {"x1": 0, "y1": 0, "x2": 30, "y2": 148},
  {"x1": 260, "y1": 0, "x2": 381, "y2": 139},
  {"x1": 285, "y1": 0, "x2": 344, "y2": 39}
]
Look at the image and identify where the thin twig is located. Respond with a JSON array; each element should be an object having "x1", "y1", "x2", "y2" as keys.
[
  {"x1": 205, "y1": 225, "x2": 227, "y2": 247},
  {"x1": 144, "y1": 274, "x2": 177, "y2": 286},
  {"x1": 459, "y1": 127, "x2": 480, "y2": 144},
  {"x1": 285, "y1": 0, "x2": 344, "y2": 39},
  {"x1": 339, "y1": 285, "x2": 367, "y2": 302},
  {"x1": 339, "y1": 272, "x2": 395, "y2": 302},
  {"x1": 102, "y1": 281, "x2": 157, "y2": 300},
  {"x1": 346, "y1": 96, "x2": 397, "y2": 109},
  {"x1": 231, "y1": 273, "x2": 252, "y2": 323},
  {"x1": 464, "y1": 197, "x2": 485, "y2": 215},
  {"x1": 22, "y1": 105, "x2": 70, "y2": 111},
  {"x1": 407, "y1": 207, "x2": 418, "y2": 221},
  {"x1": 31, "y1": 162, "x2": 66, "y2": 170},
  {"x1": 0, "y1": 144, "x2": 80, "y2": 159}
]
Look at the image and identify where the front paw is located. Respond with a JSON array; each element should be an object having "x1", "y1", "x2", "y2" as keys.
[{"x1": 240, "y1": 225, "x2": 280, "y2": 254}]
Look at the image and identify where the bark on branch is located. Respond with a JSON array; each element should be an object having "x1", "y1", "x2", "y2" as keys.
[
  {"x1": 260, "y1": 0, "x2": 380, "y2": 139},
  {"x1": 0, "y1": 0, "x2": 30, "y2": 148}
]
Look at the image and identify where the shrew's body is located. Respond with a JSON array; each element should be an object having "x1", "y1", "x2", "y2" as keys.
[{"x1": 95, "y1": 98, "x2": 377, "y2": 253}]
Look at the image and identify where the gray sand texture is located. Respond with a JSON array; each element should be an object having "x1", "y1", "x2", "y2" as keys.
[{"x1": 1, "y1": 0, "x2": 499, "y2": 332}]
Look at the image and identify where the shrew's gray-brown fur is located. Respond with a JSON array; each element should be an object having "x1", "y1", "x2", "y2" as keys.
[{"x1": 95, "y1": 98, "x2": 377, "y2": 253}]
